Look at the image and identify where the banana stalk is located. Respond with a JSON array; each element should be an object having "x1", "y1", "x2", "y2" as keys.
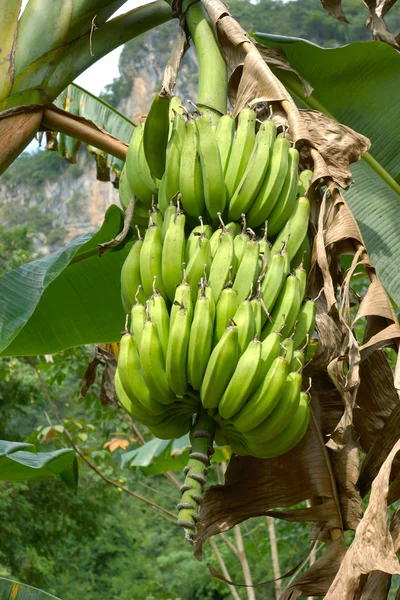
[{"x1": 177, "y1": 410, "x2": 216, "y2": 543}]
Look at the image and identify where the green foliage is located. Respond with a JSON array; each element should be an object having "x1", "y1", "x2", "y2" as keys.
[{"x1": 0, "y1": 151, "x2": 70, "y2": 189}]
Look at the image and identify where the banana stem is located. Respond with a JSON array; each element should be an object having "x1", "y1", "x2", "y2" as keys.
[
  {"x1": 182, "y1": 0, "x2": 227, "y2": 123},
  {"x1": 177, "y1": 409, "x2": 216, "y2": 543}
]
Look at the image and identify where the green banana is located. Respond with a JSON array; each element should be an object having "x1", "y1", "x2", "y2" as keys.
[
  {"x1": 161, "y1": 209, "x2": 186, "y2": 302},
  {"x1": 179, "y1": 119, "x2": 206, "y2": 217},
  {"x1": 232, "y1": 300, "x2": 255, "y2": 354},
  {"x1": 280, "y1": 336, "x2": 294, "y2": 367},
  {"x1": 267, "y1": 147, "x2": 299, "y2": 237},
  {"x1": 146, "y1": 290, "x2": 169, "y2": 361},
  {"x1": 294, "y1": 261, "x2": 307, "y2": 300},
  {"x1": 291, "y1": 234, "x2": 311, "y2": 273},
  {"x1": 247, "y1": 371, "x2": 302, "y2": 442},
  {"x1": 208, "y1": 227, "x2": 235, "y2": 302},
  {"x1": 186, "y1": 234, "x2": 212, "y2": 301},
  {"x1": 200, "y1": 324, "x2": 239, "y2": 409},
  {"x1": 232, "y1": 239, "x2": 260, "y2": 304},
  {"x1": 292, "y1": 300, "x2": 316, "y2": 350},
  {"x1": 185, "y1": 219, "x2": 213, "y2": 262},
  {"x1": 259, "y1": 225, "x2": 271, "y2": 272},
  {"x1": 170, "y1": 276, "x2": 193, "y2": 330},
  {"x1": 213, "y1": 284, "x2": 239, "y2": 346},
  {"x1": 117, "y1": 333, "x2": 165, "y2": 415},
  {"x1": 231, "y1": 355, "x2": 289, "y2": 433},
  {"x1": 147, "y1": 412, "x2": 193, "y2": 440},
  {"x1": 228, "y1": 121, "x2": 276, "y2": 221},
  {"x1": 290, "y1": 348, "x2": 306, "y2": 372},
  {"x1": 165, "y1": 112, "x2": 186, "y2": 203},
  {"x1": 270, "y1": 196, "x2": 311, "y2": 261},
  {"x1": 198, "y1": 274, "x2": 216, "y2": 324},
  {"x1": 297, "y1": 169, "x2": 313, "y2": 197},
  {"x1": 247, "y1": 136, "x2": 290, "y2": 228},
  {"x1": 120, "y1": 236, "x2": 145, "y2": 312},
  {"x1": 118, "y1": 164, "x2": 133, "y2": 211},
  {"x1": 225, "y1": 108, "x2": 257, "y2": 200},
  {"x1": 260, "y1": 245, "x2": 290, "y2": 326},
  {"x1": 246, "y1": 392, "x2": 310, "y2": 459},
  {"x1": 126, "y1": 123, "x2": 157, "y2": 208},
  {"x1": 139, "y1": 223, "x2": 167, "y2": 300},
  {"x1": 140, "y1": 319, "x2": 175, "y2": 404},
  {"x1": 262, "y1": 273, "x2": 301, "y2": 339},
  {"x1": 196, "y1": 114, "x2": 226, "y2": 219},
  {"x1": 218, "y1": 338, "x2": 262, "y2": 419},
  {"x1": 250, "y1": 292, "x2": 263, "y2": 338},
  {"x1": 161, "y1": 202, "x2": 177, "y2": 242},
  {"x1": 215, "y1": 114, "x2": 235, "y2": 174},
  {"x1": 250, "y1": 329, "x2": 283, "y2": 393},
  {"x1": 130, "y1": 301, "x2": 146, "y2": 349},
  {"x1": 187, "y1": 291, "x2": 214, "y2": 390},
  {"x1": 158, "y1": 172, "x2": 169, "y2": 214},
  {"x1": 165, "y1": 301, "x2": 192, "y2": 397},
  {"x1": 233, "y1": 217, "x2": 250, "y2": 268},
  {"x1": 143, "y1": 92, "x2": 170, "y2": 179},
  {"x1": 115, "y1": 369, "x2": 166, "y2": 425},
  {"x1": 148, "y1": 206, "x2": 163, "y2": 229}
]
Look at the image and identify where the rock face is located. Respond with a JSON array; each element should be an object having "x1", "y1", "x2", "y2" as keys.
[{"x1": 0, "y1": 22, "x2": 197, "y2": 252}]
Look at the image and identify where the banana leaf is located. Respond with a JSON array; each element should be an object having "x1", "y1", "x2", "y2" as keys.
[
  {"x1": 53, "y1": 83, "x2": 135, "y2": 173},
  {"x1": 0, "y1": 440, "x2": 78, "y2": 490},
  {"x1": 0, "y1": 204, "x2": 129, "y2": 357},
  {"x1": 253, "y1": 33, "x2": 400, "y2": 305},
  {"x1": 0, "y1": 578, "x2": 61, "y2": 599}
]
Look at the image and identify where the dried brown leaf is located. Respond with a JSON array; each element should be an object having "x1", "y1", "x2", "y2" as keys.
[
  {"x1": 98, "y1": 193, "x2": 135, "y2": 255},
  {"x1": 301, "y1": 110, "x2": 371, "y2": 189},
  {"x1": 320, "y1": 0, "x2": 350, "y2": 23},
  {"x1": 0, "y1": 106, "x2": 43, "y2": 175},
  {"x1": 280, "y1": 536, "x2": 348, "y2": 599},
  {"x1": 194, "y1": 409, "x2": 342, "y2": 560},
  {"x1": 325, "y1": 440, "x2": 400, "y2": 599},
  {"x1": 360, "y1": 323, "x2": 400, "y2": 357},
  {"x1": 364, "y1": 0, "x2": 400, "y2": 48},
  {"x1": 332, "y1": 433, "x2": 363, "y2": 530},
  {"x1": 80, "y1": 345, "x2": 118, "y2": 407},
  {"x1": 161, "y1": 26, "x2": 189, "y2": 97},
  {"x1": 325, "y1": 202, "x2": 363, "y2": 248},
  {"x1": 354, "y1": 277, "x2": 398, "y2": 325},
  {"x1": 358, "y1": 403, "x2": 400, "y2": 496},
  {"x1": 357, "y1": 571, "x2": 392, "y2": 600},
  {"x1": 255, "y1": 44, "x2": 313, "y2": 98}
]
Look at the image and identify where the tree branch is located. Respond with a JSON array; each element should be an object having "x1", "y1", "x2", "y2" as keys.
[
  {"x1": 266, "y1": 517, "x2": 282, "y2": 600},
  {"x1": 209, "y1": 538, "x2": 242, "y2": 600}
]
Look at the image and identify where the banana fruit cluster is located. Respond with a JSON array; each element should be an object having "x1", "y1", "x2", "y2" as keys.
[{"x1": 116, "y1": 195, "x2": 316, "y2": 457}]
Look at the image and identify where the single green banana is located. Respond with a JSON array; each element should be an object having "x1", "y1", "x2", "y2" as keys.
[
  {"x1": 187, "y1": 291, "x2": 214, "y2": 391},
  {"x1": 185, "y1": 219, "x2": 213, "y2": 262},
  {"x1": 259, "y1": 225, "x2": 271, "y2": 272},
  {"x1": 186, "y1": 234, "x2": 212, "y2": 300},
  {"x1": 270, "y1": 196, "x2": 311, "y2": 261},
  {"x1": 267, "y1": 148, "x2": 300, "y2": 236},
  {"x1": 148, "y1": 207, "x2": 163, "y2": 229},
  {"x1": 233, "y1": 217, "x2": 250, "y2": 268},
  {"x1": 139, "y1": 223, "x2": 167, "y2": 300},
  {"x1": 214, "y1": 428, "x2": 230, "y2": 447},
  {"x1": 215, "y1": 114, "x2": 235, "y2": 174},
  {"x1": 130, "y1": 301, "x2": 146, "y2": 349},
  {"x1": 294, "y1": 261, "x2": 307, "y2": 300},
  {"x1": 117, "y1": 333, "x2": 166, "y2": 415},
  {"x1": 196, "y1": 114, "x2": 226, "y2": 219},
  {"x1": 118, "y1": 164, "x2": 133, "y2": 211},
  {"x1": 262, "y1": 273, "x2": 301, "y2": 339},
  {"x1": 250, "y1": 329, "x2": 283, "y2": 393},
  {"x1": 165, "y1": 112, "x2": 186, "y2": 203},
  {"x1": 198, "y1": 274, "x2": 216, "y2": 324},
  {"x1": 143, "y1": 91, "x2": 170, "y2": 179},
  {"x1": 292, "y1": 300, "x2": 316, "y2": 350},
  {"x1": 179, "y1": 119, "x2": 206, "y2": 217},
  {"x1": 161, "y1": 210, "x2": 186, "y2": 302},
  {"x1": 232, "y1": 239, "x2": 260, "y2": 304},
  {"x1": 246, "y1": 392, "x2": 310, "y2": 459},
  {"x1": 247, "y1": 371, "x2": 302, "y2": 442},
  {"x1": 126, "y1": 123, "x2": 157, "y2": 208},
  {"x1": 247, "y1": 136, "x2": 290, "y2": 228},
  {"x1": 232, "y1": 300, "x2": 255, "y2": 354},
  {"x1": 291, "y1": 234, "x2": 311, "y2": 273},
  {"x1": 140, "y1": 319, "x2": 175, "y2": 404},
  {"x1": 224, "y1": 108, "x2": 257, "y2": 200},
  {"x1": 209, "y1": 228, "x2": 235, "y2": 302},
  {"x1": 297, "y1": 169, "x2": 313, "y2": 197},
  {"x1": 260, "y1": 245, "x2": 291, "y2": 326},
  {"x1": 250, "y1": 294, "x2": 262, "y2": 338},
  {"x1": 218, "y1": 338, "x2": 262, "y2": 419},
  {"x1": 158, "y1": 172, "x2": 169, "y2": 214},
  {"x1": 161, "y1": 202, "x2": 177, "y2": 242},
  {"x1": 165, "y1": 301, "x2": 192, "y2": 397},
  {"x1": 231, "y1": 355, "x2": 289, "y2": 433},
  {"x1": 213, "y1": 284, "x2": 239, "y2": 346},
  {"x1": 147, "y1": 412, "x2": 193, "y2": 440},
  {"x1": 280, "y1": 336, "x2": 294, "y2": 367},
  {"x1": 170, "y1": 277, "x2": 193, "y2": 330},
  {"x1": 228, "y1": 121, "x2": 276, "y2": 221},
  {"x1": 120, "y1": 237, "x2": 145, "y2": 312},
  {"x1": 200, "y1": 324, "x2": 239, "y2": 409},
  {"x1": 290, "y1": 348, "x2": 305, "y2": 372},
  {"x1": 147, "y1": 290, "x2": 169, "y2": 361}
]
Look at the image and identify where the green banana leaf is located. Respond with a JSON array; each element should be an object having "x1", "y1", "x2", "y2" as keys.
[
  {"x1": 53, "y1": 83, "x2": 135, "y2": 173},
  {"x1": 0, "y1": 440, "x2": 78, "y2": 490},
  {"x1": 121, "y1": 434, "x2": 231, "y2": 476},
  {"x1": 0, "y1": 205, "x2": 130, "y2": 357},
  {"x1": 0, "y1": 578, "x2": 61, "y2": 599},
  {"x1": 6, "y1": 1, "x2": 172, "y2": 108},
  {"x1": 254, "y1": 33, "x2": 400, "y2": 305}
]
